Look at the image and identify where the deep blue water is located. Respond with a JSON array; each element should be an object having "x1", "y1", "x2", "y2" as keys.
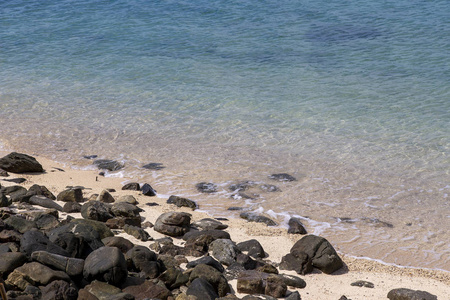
[{"x1": 1, "y1": 0, "x2": 449, "y2": 269}]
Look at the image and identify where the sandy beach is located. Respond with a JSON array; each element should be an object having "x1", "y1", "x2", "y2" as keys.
[{"x1": 1, "y1": 152, "x2": 449, "y2": 299}]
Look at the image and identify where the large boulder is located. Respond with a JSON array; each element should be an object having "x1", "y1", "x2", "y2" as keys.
[
  {"x1": 29, "y1": 195, "x2": 63, "y2": 211},
  {"x1": 281, "y1": 235, "x2": 343, "y2": 274},
  {"x1": 83, "y1": 246, "x2": 128, "y2": 286},
  {"x1": 31, "y1": 251, "x2": 84, "y2": 277},
  {"x1": 0, "y1": 252, "x2": 27, "y2": 276},
  {"x1": 154, "y1": 212, "x2": 191, "y2": 237},
  {"x1": 209, "y1": 239, "x2": 240, "y2": 266},
  {"x1": 189, "y1": 264, "x2": 231, "y2": 297},
  {"x1": 122, "y1": 280, "x2": 172, "y2": 300},
  {"x1": 111, "y1": 202, "x2": 142, "y2": 218},
  {"x1": 57, "y1": 188, "x2": 83, "y2": 203},
  {"x1": 186, "y1": 278, "x2": 219, "y2": 300},
  {"x1": 237, "y1": 239, "x2": 266, "y2": 259},
  {"x1": 81, "y1": 200, "x2": 113, "y2": 222},
  {"x1": 5, "y1": 262, "x2": 70, "y2": 291},
  {"x1": 20, "y1": 230, "x2": 69, "y2": 258},
  {"x1": 4, "y1": 215, "x2": 36, "y2": 233},
  {"x1": 0, "y1": 152, "x2": 43, "y2": 173},
  {"x1": 125, "y1": 245, "x2": 159, "y2": 278}
]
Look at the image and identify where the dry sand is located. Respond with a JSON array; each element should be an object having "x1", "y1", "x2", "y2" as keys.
[{"x1": 1, "y1": 153, "x2": 449, "y2": 299}]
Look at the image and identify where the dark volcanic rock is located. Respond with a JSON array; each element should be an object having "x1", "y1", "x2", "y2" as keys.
[
  {"x1": 186, "y1": 256, "x2": 225, "y2": 273},
  {"x1": 2, "y1": 178, "x2": 26, "y2": 184},
  {"x1": 83, "y1": 246, "x2": 128, "y2": 286},
  {"x1": 5, "y1": 215, "x2": 37, "y2": 233},
  {"x1": 57, "y1": 188, "x2": 83, "y2": 203},
  {"x1": 0, "y1": 168, "x2": 9, "y2": 176},
  {"x1": 20, "y1": 230, "x2": 69, "y2": 258},
  {"x1": 121, "y1": 182, "x2": 140, "y2": 191},
  {"x1": 183, "y1": 229, "x2": 231, "y2": 241},
  {"x1": 158, "y1": 267, "x2": 189, "y2": 289},
  {"x1": 70, "y1": 218, "x2": 114, "y2": 239},
  {"x1": 82, "y1": 280, "x2": 124, "y2": 300},
  {"x1": 351, "y1": 280, "x2": 374, "y2": 288},
  {"x1": 0, "y1": 252, "x2": 27, "y2": 276},
  {"x1": 189, "y1": 264, "x2": 231, "y2": 297},
  {"x1": 40, "y1": 280, "x2": 78, "y2": 300},
  {"x1": 111, "y1": 202, "x2": 142, "y2": 218},
  {"x1": 236, "y1": 270, "x2": 265, "y2": 295},
  {"x1": 125, "y1": 245, "x2": 158, "y2": 273},
  {"x1": 141, "y1": 183, "x2": 157, "y2": 196},
  {"x1": 279, "y1": 252, "x2": 313, "y2": 275},
  {"x1": 102, "y1": 236, "x2": 134, "y2": 254},
  {"x1": 96, "y1": 189, "x2": 115, "y2": 203},
  {"x1": 1, "y1": 185, "x2": 28, "y2": 202},
  {"x1": 29, "y1": 195, "x2": 63, "y2": 211},
  {"x1": 192, "y1": 218, "x2": 228, "y2": 230},
  {"x1": 5, "y1": 262, "x2": 71, "y2": 291},
  {"x1": 288, "y1": 217, "x2": 307, "y2": 234},
  {"x1": 123, "y1": 224, "x2": 152, "y2": 241},
  {"x1": 0, "y1": 192, "x2": 11, "y2": 207},
  {"x1": 123, "y1": 280, "x2": 172, "y2": 300},
  {"x1": 0, "y1": 152, "x2": 44, "y2": 173},
  {"x1": 27, "y1": 184, "x2": 56, "y2": 200},
  {"x1": 387, "y1": 288, "x2": 437, "y2": 300},
  {"x1": 93, "y1": 159, "x2": 124, "y2": 171},
  {"x1": 62, "y1": 201, "x2": 82, "y2": 213},
  {"x1": 154, "y1": 211, "x2": 191, "y2": 237},
  {"x1": 237, "y1": 239, "x2": 266, "y2": 259},
  {"x1": 268, "y1": 173, "x2": 297, "y2": 182},
  {"x1": 31, "y1": 251, "x2": 84, "y2": 277},
  {"x1": 196, "y1": 182, "x2": 217, "y2": 193},
  {"x1": 81, "y1": 200, "x2": 113, "y2": 222},
  {"x1": 34, "y1": 213, "x2": 60, "y2": 231},
  {"x1": 240, "y1": 212, "x2": 277, "y2": 226},
  {"x1": 282, "y1": 234, "x2": 343, "y2": 274},
  {"x1": 265, "y1": 275, "x2": 287, "y2": 298},
  {"x1": 142, "y1": 162, "x2": 165, "y2": 170},
  {"x1": 167, "y1": 195, "x2": 198, "y2": 210},
  {"x1": 187, "y1": 277, "x2": 219, "y2": 300},
  {"x1": 209, "y1": 239, "x2": 240, "y2": 266}
]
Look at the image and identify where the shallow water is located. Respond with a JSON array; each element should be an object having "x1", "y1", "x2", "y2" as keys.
[{"x1": 1, "y1": 0, "x2": 449, "y2": 270}]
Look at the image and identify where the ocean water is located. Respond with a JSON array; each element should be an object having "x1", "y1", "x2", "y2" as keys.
[{"x1": 1, "y1": 0, "x2": 449, "y2": 270}]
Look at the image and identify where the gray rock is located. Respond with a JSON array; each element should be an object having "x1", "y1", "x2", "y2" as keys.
[
  {"x1": 141, "y1": 183, "x2": 156, "y2": 196},
  {"x1": 83, "y1": 246, "x2": 128, "y2": 286},
  {"x1": 237, "y1": 239, "x2": 266, "y2": 259},
  {"x1": 34, "y1": 213, "x2": 60, "y2": 231},
  {"x1": 81, "y1": 200, "x2": 113, "y2": 222},
  {"x1": 269, "y1": 173, "x2": 297, "y2": 182},
  {"x1": 2, "y1": 177, "x2": 26, "y2": 183},
  {"x1": 351, "y1": 280, "x2": 374, "y2": 288},
  {"x1": 125, "y1": 245, "x2": 158, "y2": 278},
  {"x1": 117, "y1": 194, "x2": 137, "y2": 204},
  {"x1": 5, "y1": 215, "x2": 37, "y2": 234},
  {"x1": 192, "y1": 218, "x2": 228, "y2": 230},
  {"x1": 287, "y1": 217, "x2": 307, "y2": 234},
  {"x1": 27, "y1": 184, "x2": 56, "y2": 200},
  {"x1": 31, "y1": 251, "x2": 84, "y2": 277},
  {"x1": 62, "y1": 201, "x2": 82, "y2": 213},
  {"x1": 96, "y1": 190, "x2": 115, "y2": 203},
  {"x1": 1, "y1": 185, "x2": 28, "y2": 202},
  {"x1": 239, "y1": 212, "x2": 277, "y2": 226},
  {"x1": 209, "y1": 239, "x2": 240, "y2": 266},
  {"x1": 57, "y1": 188, "x2": 83, "y2": 202},
  {"x1": 123, "y1": 224, "x2": 152, "y2": 241},
  {"x1": 195, "y1": 182, "x2": 217, "y2": 193},
  {"x1": 111, "y1": 202, "x2": 142, "y2": 218},
  {"x1": 142, "y1": 162, "x2": 165, "y2": 170},
  {"x1": 279, "y1": 252, "x2": 313, "y2": 275},
  {"x1": 83, "y1": 280, "x2": 123, "y2": 300},
  {"x1": 0, "y1": 252, "x2": 27, "y2": 276},
  {"x1": 121, "y1": 183, "x2": 140, "y2": 191},
  {"x1": 285, "y1": 291, "x2": 302, "y2": 300},
  {"x1": 186, "y1": 256, "x2": 225, "y2": 273},
  {"x1": 40, "y1": 280, "x2": 78, "y2": 300},
  {"x1": 0, "y1": 191, "x2": 11, "y2": 207},
  {"x1": 189, "y1": 264, "x2": 230, "y2": 297},
  {"x1": 0, "y1": 152, "x2": 44, "y2": 173},
  {"x1": 182, "y1": 229, "x2": 230, "y2": 241},
  {"x1": 387, "y1": 288, "x2": 437, "y2": 300},
  {"x1": 122, "y1": 280, "x2": 172, "y2": 300},
  {"x1": 70, "y1": 218, "x2": 114, "y2": 239},
  {"x1": 236, "y1": 270, "x2": 265, "y2": 295},
  {"x1": 282, "y1": 235, "x2": 343, "y2": 274},
  {"x1": 29, "y1": 195, "x2": 63, "y2": 211},
  {"x1": 93, "y1": 159, "x2": 124, "y2": 171},
  {"x1": 167, "y1": 195, "x2": 198, "y2": 210},
  {"x1": 5, "y1": 262, "x2": 70, "y2": 291},
  {"x1": 20, "y1": 230, "x2": 69, "y2": 258},
  {"x1": 277, "y1": 273, "x2": 306, "y2": 289},
  {"x1": 158, "y1": 267, "x2": 189, "y2": 290},
  {"x1": 187, "y1": 278, "x2": 219, "y2": 300},
  {"x1": 102, "y1": 236, "x2": 134, "y2": 254},
  {"x1": 154, "y1": 212, "x2": 191, "y2": 237}
]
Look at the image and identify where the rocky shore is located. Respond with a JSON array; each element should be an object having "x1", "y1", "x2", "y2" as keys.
[{"x1": 0, "y1": 152, "x2": 449, "y2": 300}]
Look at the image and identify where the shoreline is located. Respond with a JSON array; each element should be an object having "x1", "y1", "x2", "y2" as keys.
[{"x1": 1, "y1": 151, "x2": 449, "y2": 299}]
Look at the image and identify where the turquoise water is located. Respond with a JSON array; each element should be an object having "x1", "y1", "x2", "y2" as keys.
[{"x1": 1, "y1": 0, "x2": 449, "y2": 270}]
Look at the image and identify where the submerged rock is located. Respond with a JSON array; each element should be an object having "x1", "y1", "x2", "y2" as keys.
[
  {"x1": 239, "y1": 212, "x2": 277, "y2": 226},
  {"x1": 142, "y1": 162, "x2": 165, "y2": 170},
  {"x1": 269, "y1": 173, "x2": 297, "y2": 182},
  {"x1": 196, "y1": 182, "x2": 218, "y2": 193},
  {"x1": 93, "y1": 159, "x2": 124, "y2": 171}
]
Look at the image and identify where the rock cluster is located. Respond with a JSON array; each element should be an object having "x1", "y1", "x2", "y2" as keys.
[{"x1": 0, "y1": 153, "x2": 440, "y2": 300}]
